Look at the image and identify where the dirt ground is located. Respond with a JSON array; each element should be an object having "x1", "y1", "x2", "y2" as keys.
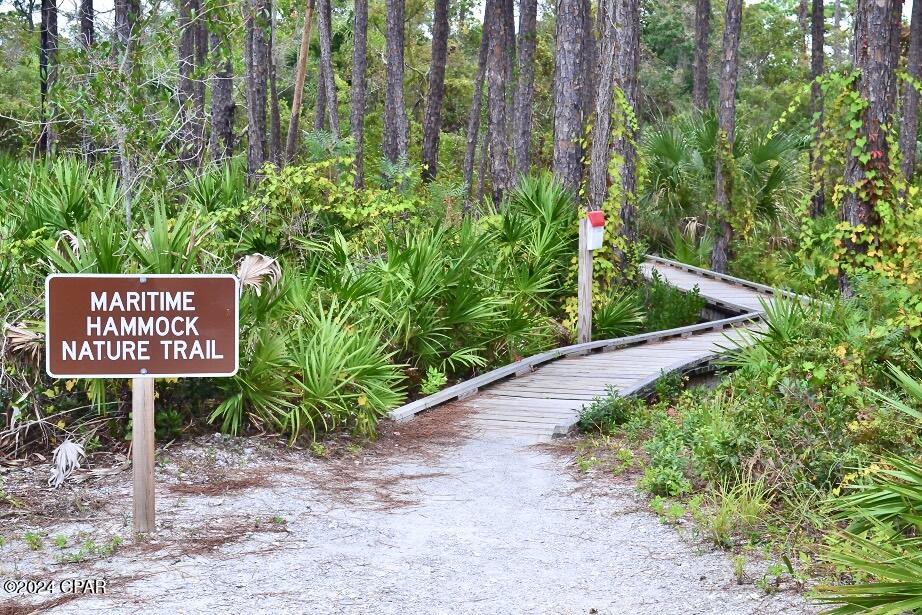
[{"x1": 1, "y1": 405, "x2": 819, "y2": 615}]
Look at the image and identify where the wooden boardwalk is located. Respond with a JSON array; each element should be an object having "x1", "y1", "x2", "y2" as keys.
[{"x1": 389, "y1": 256, "x2": 783, "y2": 442}]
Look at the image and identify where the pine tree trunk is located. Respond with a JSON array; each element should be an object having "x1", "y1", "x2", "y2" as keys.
[
  {"x1": 900, "y1": 0, "x2": 922, "y2": 181},
  {"x1": 578, "y1": 0, "x2": 596, "y2": 148},
  {"x1": 314, "y1": 73, "x2": 327, "y2": 131},
  {"x1": 268, "y1": 1, "x2": 282, "y2": 164},
  {"x1": 79, "y1": 0, "x2": 93, "y2": 47},
  {"x1": 839, "y1": 0, "x2": 901, "y2": 295},
  {"x1": 114, "y1": 0, "x2": 139, "y2": 224},
  {"x1": 114, "y1": 0, "x2": 138, "y2": 48},
  {"x1": 209, "y1": 32, "x2": 235, "y2": 162},
  {"x1": 710, "y1": 0, "x2": 743, "y2": 274},
  {"x1": 38, "y1": 0, "x2": 57, "y2": 156},
  {"x1": 79, "y1": 0, "x2": 94, "y2": 160},
  {"x1": 350, "y1": 0, "x2": 368, "y2": 187},
  {"x1": 552, "y1": 0, "x2": 589, "y2": 193},
  {"x1": 809, "y1": 0, "x2": 825, "y2": 216},
  {"x1": 421, "y1": 0, "x2": 450, "y2": 181},
  {"x1": 384, "y1": 0, "x2": 408, "y2": 163},
  {"x1": 587, "y1": 0, "x2": 616, "y2": 213},
  {"x1": 245, "y1": 0, "x2": 269, "y2": 179},
  {"x1": 503, "y1": 0, "x2": 516, "y2": 172},
  {"x1": 477, "y1": 125, "x2": 490, "y2": 204},
  {"x1": 285, "y1": 0, "x2": 316, "y2": 162},
  {"x1": 692, "y1": 0, "x2": 710, "y2": 110},
  {"x1": 613, "y1": 0, "x2": 639, "y2": 249},
  {"x1": 485, "y1": 0, "x2": 510, "y2": 203},
  {"x1": 194, "y1": 2, "x2": 207, "y2": 156},
  {"x1": 317, "y1": 0, "x2": 339, "y2": 139},
  {"x1": 178, "y1": 0, "x2": 198, "y2": 167},
  {"x1": 463, "y1": 23, "x2": 489, "y2": 198},
  {"x1": 513, "y1": 0, "x2": 538, "y2": 175}
]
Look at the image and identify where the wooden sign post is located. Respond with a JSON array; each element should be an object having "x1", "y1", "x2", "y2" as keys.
[
  {"x1": 577, "y1": 212, "x2": 606, "y2": 344},
  {"x1": 577, "y1": 218, "x2": 593, "y2": 344},
  {"x1": 132, "y1": 377, "x2": 155, "y2": 532},
  {"x1": 45, "y1": 274, "x2": 239, "y2": 534}
]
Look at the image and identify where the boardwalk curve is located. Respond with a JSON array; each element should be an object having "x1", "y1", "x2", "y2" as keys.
[{"x1": 389, "y1": 256, "x2": 785, "y2": 442}]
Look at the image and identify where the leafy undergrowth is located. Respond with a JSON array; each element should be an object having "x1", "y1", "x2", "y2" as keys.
[
  {"x1": 1, "y1": 158, "x2": 711, "y2": 456},
  {"x1": 576, "y1": 286, "x2": 922, "y2": 606}
]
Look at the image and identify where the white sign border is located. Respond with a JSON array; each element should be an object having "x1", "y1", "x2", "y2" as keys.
[{"x1": 45, "y1": 273, "x2": 240, "y2": 379}]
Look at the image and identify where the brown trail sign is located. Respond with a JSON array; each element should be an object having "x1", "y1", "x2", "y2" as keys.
[
  {"x1": 46, "y1": 275, "x2": 238, "y2": 378},
  {"x1": 45, "y1": 274, "x2": 240, "y2": 533}
]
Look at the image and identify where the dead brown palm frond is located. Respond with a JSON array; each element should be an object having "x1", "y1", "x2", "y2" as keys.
[
  {"x1": 236, "y1": 253, "x2": 282, "y2": 296},
  {"x1": 4, "y1": 321, "x2": 43, "y2": 366},
  {"x1": 55, "y1": 229, "x2": 81, "y2": 260}
]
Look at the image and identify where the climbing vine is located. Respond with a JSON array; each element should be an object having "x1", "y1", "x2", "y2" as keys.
[{"x1": 795, "y1": 70, "x2": 922, "y2": 328}]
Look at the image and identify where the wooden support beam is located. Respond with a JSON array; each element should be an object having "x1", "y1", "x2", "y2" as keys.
[{"x1": 132, "y1": 377, "x2": 156, "y2": 534}]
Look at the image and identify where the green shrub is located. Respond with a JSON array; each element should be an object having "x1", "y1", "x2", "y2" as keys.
[
  {"x1": 577, "y1": 392, "x2": 640, "y2": 434},
  {"x1": 640, "y1": 414, "x2": 692, "y2": 496},
  {"x1": 642, "y1": 270, "x2": 705, "y2": 332}
]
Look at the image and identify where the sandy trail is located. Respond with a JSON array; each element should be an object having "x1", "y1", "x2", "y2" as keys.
[{"x1": 1, "y1": 410, "x2": 816, "y2": 614}]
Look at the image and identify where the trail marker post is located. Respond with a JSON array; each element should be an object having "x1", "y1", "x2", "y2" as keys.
[
  {"x1": 45, "y1": 274, "x2": 239, "y2": 534},
  {"x1": 577, "y1": 212, "x2": 605, "y2": 344}
]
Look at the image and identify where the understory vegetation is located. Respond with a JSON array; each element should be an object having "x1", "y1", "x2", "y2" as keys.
[
  {"x1": 578, "y1": 286, "x2": 922, "y2": 609},
  {"x1": 0, "y1": 158, "x2": 707, "y2": 452}
]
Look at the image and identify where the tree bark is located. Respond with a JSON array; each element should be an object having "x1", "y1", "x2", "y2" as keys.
[
  {"x1": 503, "y1": 0, "x2": 517, "y2": 170},
  {"x1": 421, "y1": 0, "x2": 450, "y2": 182},
  {"x1": 900, "y1": 0, "x2": 922, "y2": 181},
  {"x1": 463, "y1": 22, "x2": 490, "y2": 198},
  {"x1": 613, "y1": 0, "x2": 640, "y2": 248},
  {"x1": 513, "y1": 0, "x2": 538, "y2": 175},
  {"x1": 285, "y1": 0, "x2": 316, "y2": 162},
  {"x1": 384, "y1": 0, "x2": 408, "y2": 163},
  {"x1": 710, "y1": 0, "x2": 743, "y2": 274},
  {"x1": 245, "y1": 0, "x2": 270, "y2": 179},
  {"x1": 178, "y1": 0, "x2": 200, "y2": 167},
  {"x1": 350, "y1": 0, "x2": 369, "y2": 187},
  {"x1": 114, "y1": 0, "x2": 139, "y2": 224},
  {"x1": 314, "y1": 74, "x2": 327, "y2": 130},
  {"x1": 587, "y1": 0, "x2": 616, "y2": 213},
  {"x1": 839, "y1": 0, "x2": 901, "y2": 295},
  {"x1": 477, "y1": 124, "x2": 490, "y2": 204},
  {"x1": 316, "y1": 0, "x2": 339, "y2": 139},
  {"x1": 38, "y1": 0, "x2": 57, "y2": 156},
  {"x1": 578, "y1": 0, "x2": 596, "y2": 149},
  {"x1": 79, "y1": 0, "x2": 93, "y2": 47},
  {"x1": 209, "y1": 32, "x2": 235, "y2": 162},
  {"x1": 692, "y1": 0, "x2": 710, "y2": 110},
  {"x1": 114, "y1": 0, "x2": 138, "y2": 47},
  {"x1": 552, "y1": 0, "x2": 589, "y2": 193},
  {"x1": 809, "y1": 0, "x2": 824, "y2": 216},
  {"x1": 194, "y1": 3, "x2": 207, "y2": 143},
  {"x1": 79, "y1": 0, "x2": 94, "y2": 160},
  {"x1": 485, "y1": 0, "x2": 510, "y2": 203},
  {"x1": 268, "y1": 1, "x2": 282, "y2": 164}
]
